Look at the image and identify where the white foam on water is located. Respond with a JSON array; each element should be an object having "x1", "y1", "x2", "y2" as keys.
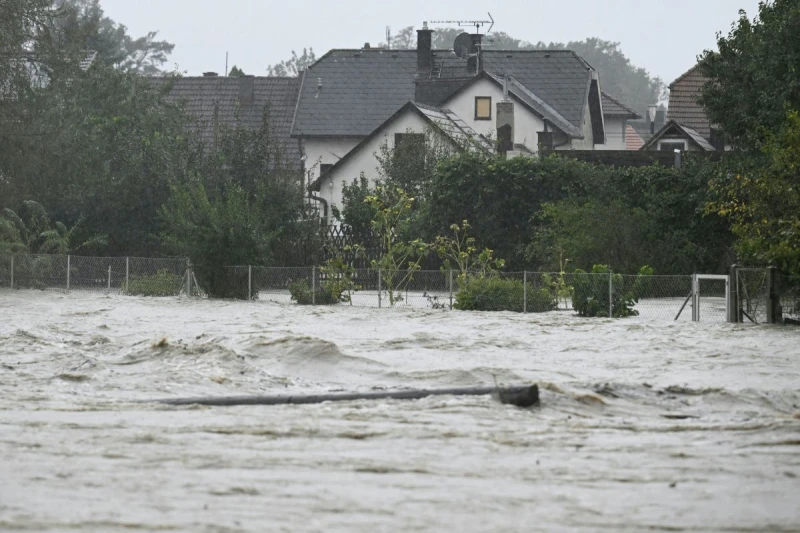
[{"x1": 0, "y1": 290, "x2": 798, "y2": 532}]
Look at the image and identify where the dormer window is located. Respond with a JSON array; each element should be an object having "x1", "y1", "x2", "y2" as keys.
[{"x1": 475, "y1": 96, "x2": 492, "y2": 120}]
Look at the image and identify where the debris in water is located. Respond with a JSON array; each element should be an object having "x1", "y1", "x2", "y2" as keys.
[{"x1": 153, "y1": 337, "x2": 169, "y2": 349}]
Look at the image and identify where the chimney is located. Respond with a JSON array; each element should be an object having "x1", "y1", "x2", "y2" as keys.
[
  {"x1": 496, "y1": 100, "x2": 514, "y2": 155},
  {"x1": 203, "y1": 71, "x2": 218, "y2": 77},
  {"x1": 467, "y1": 34, "x2": 483, "y2": 74},
  {"x1": 648, "y1": 104, "x2": 657, "y2": 134},
  {"x1": 239, "y1": 75, "x2": 255, "y2": 106},
  {"x1": 416, "y1": 22, "x2": 433, "y2": 75}
]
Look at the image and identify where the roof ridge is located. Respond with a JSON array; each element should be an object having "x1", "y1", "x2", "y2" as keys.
[{"x1": 669, "y1": 63, "x2": 705, "y2": 88}]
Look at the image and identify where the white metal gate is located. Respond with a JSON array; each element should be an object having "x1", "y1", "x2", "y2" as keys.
[{"x1": 692, "y1": 274, "x2": 730, "y2": 322}]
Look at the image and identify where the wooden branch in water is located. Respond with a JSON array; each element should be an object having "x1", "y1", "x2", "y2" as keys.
[{"x1": 150, "y1": 384, "x2": 539, "y2": 408}]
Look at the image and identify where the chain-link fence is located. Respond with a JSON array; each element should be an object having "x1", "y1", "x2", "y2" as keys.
[
  {"x1": 4, "y1": 253, "x2": 798, "y2": 325},
  {"x1": 0, "y1": 254, "x2": 189, "y2": 296}
]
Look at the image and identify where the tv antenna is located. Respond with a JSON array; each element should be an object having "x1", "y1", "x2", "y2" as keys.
[{"x1": 430, "y1": 12, "x2": 494, "y2": 35}]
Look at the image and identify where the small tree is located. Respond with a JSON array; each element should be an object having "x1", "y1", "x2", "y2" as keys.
[
  {"x1": 432, "y1": 220, "x2": 504, "y2": 281},
  {"x1": 364, "y1": 187, "x2": 428, "y2": 306}
]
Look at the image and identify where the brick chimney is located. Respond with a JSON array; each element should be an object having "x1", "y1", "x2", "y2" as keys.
[
  {"x1": 238, "y1": 75, "x2": 255, "y2": 106},
  {"x1": 496, "y1": 76, "x2": 514, "y2": 154},
  {"x1": 417, "y1": 22, "x2": 433, "y2": 75}
]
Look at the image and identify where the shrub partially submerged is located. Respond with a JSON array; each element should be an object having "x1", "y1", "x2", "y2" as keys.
[
  {"x1": 454, "y1": 276, "x2": 556, "y2": 313},
  {"x1": 124, "y1": 269, "x2": 184, "y2": 297}
]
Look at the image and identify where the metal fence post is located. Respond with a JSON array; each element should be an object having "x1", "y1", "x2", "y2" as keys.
[
  {"x1": 248, "y1": 265, "x2": 252, "y2": 301},
  {"x1": 727, "y1": 264, "x2": 738, "y2": 322},
  {"x1": 107, "y1": 265, "x2": 111, "y2": 294},
  {"x1": 125, "y1": 257, "x2": 129, "y2": 294},
  {"x1": 311, "y1": 265, "x2": 316, "y2": 305},
  {"x1": 449, "y1": 269, "x2": 453, "y2": 309},
  {"x1": 186, "y1": 259, "x2": 191, "y2": 297},
  {"x1": 608, "y1": 270, "x2": 613, "y2": 318},
  {"x1": 10, "y1": 255, "x2": 13, "y2": 289},
  {"x1": 378, "y1": 269, "x2": 382, "y2": 308},
  {"x1": 523, "y1": 271, "x2": 528, "y2": 313},
  {"x1": 66, "y1": 255, "x2": 71, "y2": 291},
  {"x1": 692, "y1": 274, "x2": 698, "y2": 322},
  {"x1": 766, "y1": 266, "x2": 778, "y2": 324}
]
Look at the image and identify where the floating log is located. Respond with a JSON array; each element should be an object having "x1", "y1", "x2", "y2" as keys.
[{"x1": 150, "y1": 384, "x2": 539, "y2": 408}]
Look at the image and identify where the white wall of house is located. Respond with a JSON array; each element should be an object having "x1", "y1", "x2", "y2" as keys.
[
  {"x1": 443, "y1": 79, "x2": 545, "y2": 152},
  {"x1": 568, "y1": 102, "x2": 595, "y2": 150},
  {"x1": 317, "y1": 110, "x2": 455, "y2": 219},
  {"x1": 302, "y1": 137, "x2": 362, "y2": 184},
  {"x1": 595, "y1": 117, "x2": 626, "y2": 150}
]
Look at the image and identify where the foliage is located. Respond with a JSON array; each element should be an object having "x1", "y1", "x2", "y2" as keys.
[
  {"x1": 428, "y1": 153, "x2": 591, "y2": 269},
  {"x1": 266, "y1": 48, "x2": 316, "y2": 77},
  {"x1": 707, "y1": 111, "x2": 800, "y2": 275},
  {"x1": 320, "y1": 255, "x2": 360, "y2": 304},
  {"x1": 228, "y1": 65, "x2": 245, "y2": 77},
  {"x1": 124, "y1": 269, "x2": 183, "y2": 297},
  {"x1": 364, "y1": 187, "x2": 428, "y2": 305},
  {"x1": 432, "y1": 220, "x2": 504, "y2": 281},
  {"x1": 454, "y1": 275, "x2": 556, "y2": 313},
  {"x1": 375, "y1": 128, "x2": 456, "y2": 203},
  {"x1": 572, "y1": 264, "x2": 652, "y2": 318},
  {"x1": 52, "y1": 0, "x2": 175, "y2": 75},
  {"x1": 339, "y1": 174, "x2": 377, "y2": 235},
  {"x1": 525, "y1": 155, "x2": 734, "y2": 274},
  {"x1": 0, "y1": 200, "x2": 106, "y2": 255},
  {"x1": 159, "y1": 181, "x2": 280, "y2": 299},
  {"x1": 289, "y1": 280, "x2": 341, "y2": 305},
  {"x1": 699, "y1": 0, "x2": 800, "y2": 150}
]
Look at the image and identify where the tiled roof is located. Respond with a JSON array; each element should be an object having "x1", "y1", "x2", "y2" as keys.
[
  {"x1": 667, "y1": 64, "x2": 712, "y2": 138},
  {"x1": 625, "y1": 125, "x2": 644, "y2": 150},
  {"x1": 292, "y1": 49, "x2": 594, "y2": 137},
  {"x1": 601, "y1": 91, "x2": 641, "y2": 119},
  {"x1": 147, "y1": 75, "x2": 302, "y2": 170},
  {"x1": 640, "y1": 120, "x2": 716, "y2": 152}
]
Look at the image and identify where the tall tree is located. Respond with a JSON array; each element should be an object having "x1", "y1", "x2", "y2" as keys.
[
  {"x1": 266, "y1": 48, "x2": 316, "y2": 77},
  {"x1": 50, "y1": 0, "x2": 175, "y2": 75},
  {"x1": 699, "y1": 0, "x2": 800, "y2": 150}
]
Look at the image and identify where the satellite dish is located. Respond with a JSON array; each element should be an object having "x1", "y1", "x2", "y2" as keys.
[{"x1": 453, "y1": 32, "x2": 472, "y2": 59}]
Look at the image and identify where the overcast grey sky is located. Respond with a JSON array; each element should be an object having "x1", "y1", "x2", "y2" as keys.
[{"x1": 99, "y1": 0, "x2": 761, "y2": 84}]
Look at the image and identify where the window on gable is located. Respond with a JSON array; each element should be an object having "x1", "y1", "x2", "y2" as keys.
[{"x1": 475, "y1": 96, "x2": 492, "y2": 120}]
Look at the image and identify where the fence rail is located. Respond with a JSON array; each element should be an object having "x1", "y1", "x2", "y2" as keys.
[{"x1": 2, "y1": 254, "x2": 798, "y2": 324}]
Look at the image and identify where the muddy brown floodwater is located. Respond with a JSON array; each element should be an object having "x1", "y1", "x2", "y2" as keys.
[{"x1": 1, "y1": 290, "x2": 799, "y2": 532}]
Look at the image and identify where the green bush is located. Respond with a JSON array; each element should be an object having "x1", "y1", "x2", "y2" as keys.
[
  {"x1": 289, "y1": 280, "x2": 342, "y2": 305},
  {"x1": 572, "y1": 264, "x2": 652, "y2": 317},
  {"x1": 124, "y1": 269, "x2": 184, "y2": 297},
  {"x1": 454, "y1": 276, "x2": 556, "y2": 313}
]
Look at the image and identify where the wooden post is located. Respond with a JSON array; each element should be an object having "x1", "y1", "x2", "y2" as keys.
[
  {"x1": 107, "y1": 265, "x2": 111, "y2": 294},
  {"x1": 248, "y1": 265, "x2": 252, "y2": 301},
  {"x1": 9, "y1": 255, "x2": 13, "y2": 289},
  {"x1": 608, "y1": 270, "x2": 613, "y2": 318},
  {"x1": 66, "y1": 255, "x2": 70, "y2": 291},
  {"x1": 311, "y1": 265, "x2": 316, "y2": 305},
  {"x1": 692, "y1": 274, "x2": 699, "y2": 322},
  {"x1": 377, "y1": 269, "x2": 382, "y2": 308},
  {"x1": 125, "y1": 257, "x2": 129, "y2": 294}
]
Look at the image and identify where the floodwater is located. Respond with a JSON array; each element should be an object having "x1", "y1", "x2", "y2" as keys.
[{"x1": 1, "y1": 290, "x2": 798, "y2": 532}]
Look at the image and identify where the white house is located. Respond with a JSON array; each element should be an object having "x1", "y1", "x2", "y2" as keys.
[
  {"x1": 290, "y1": 25, "x2": 616, "y2": 220},
  {"x1": 596, "y1": 91, "x2": 642, "y2": 150}
]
